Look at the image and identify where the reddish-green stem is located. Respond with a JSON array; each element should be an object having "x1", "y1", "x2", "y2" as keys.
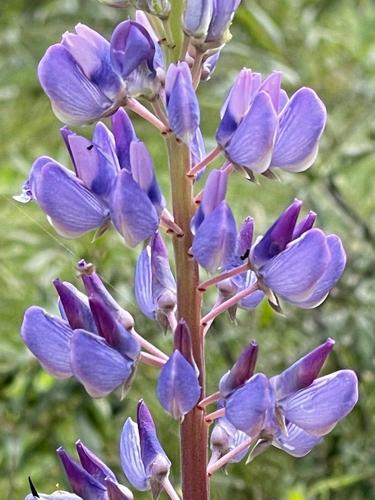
[{"x1": 167, "y1": 136, "x2": 208, "y2": 500}]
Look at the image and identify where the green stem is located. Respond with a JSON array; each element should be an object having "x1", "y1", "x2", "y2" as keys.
[{"x1": 166, "y1": 136, "x2": 208, "y2": 500}]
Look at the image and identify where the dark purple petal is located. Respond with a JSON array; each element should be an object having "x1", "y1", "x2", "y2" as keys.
[
  {"x1": 236, "y1": 216, "x2": 254, "y2": 259},
  {"x1": 105, "y1": 478, "x2": 134, "y2": 500},
  {"x1": 110, "y1": 169, "x2": 159, "y2": 247},
  {"x1": 270, "y1": 338, "x2": 335, "y2": 400},
  {"x1": 292, "y1": 210, "x2": 317, "y2": 240},
  {"x1": 120, "y1": 418, "x2": 149, "y2": 491},
  {"x1": 70, "y1": 329, "x2": 133, "y2": 398},
  {"x1": 135, "y1": 247, "x2": 156, "y2": 320},
  {"x1": 57, "y1": 447, "x2": 107, "y2": 500},
  {"x1": 137, "y1": 400, "x2": 171, "y2": 484},
  {"x1": 192, "y1": 201, "x2": 237, "y2": 273},
  {"x1": 112, "y1": 108, "x2": 137, "y2": 171},
  {"x1": 190, "y1": 127, "x2": 206, "y2": 170},
  {"x1": 157, "y1": 350, "x2": 201, "y2": 418},
  {"x1": 272, "y1": 423, "x2": 322, "y2": 457},
  {"x1": 29, "y1": 159, "x2": 109, "y2": 238},
  {"x1": 110, "y1": 20, "x2": 155, "y2": 78},
  {"x1": 54, "y1": 279, "x2": 97, "y2": 332},
  {"x1": 225, "y1": 373, "x2": 273, "y2": 436},
  {"x1": 166, "y1": 62, "x2": 200, "y2": 144},
  {"x1": 251, "y1": 199, "x2": 302, "y2": 267},
  {"x1": 219, "y1": 341, "x2": 258, "y2": 397},
  {"x1": 75, "y1": 440, "x2": 117, "y2": 485},
  {"x1": 21, "y1": 306, "x2": 73, "y2": 378},
  {"x1": 89, "y1": 296, "x2": 140, "y2": 360},
  {"x1": 271, "y1": 87, "x2": 327, "y2": 172},
  {"x1": 130, "y1": 140, "x2": 165, "y2": 213},
  {"x1": 173, "y1": 320, "x2": 196, "y2": 368},
  {"x1": 296, "y1": 235, "x2": 346, "y2": 308},
  {"x1": 78, "y1": 260, "x2": 134, "y2": 330},
  {"x1": 260, "y1": 229, "x2": 331, "y2": 302},
  {"x1": 280, "y1": 370, "x2": 358, "y2": 436},
  {"x1": 38, "y1": 44, "x2": 114, "y2": 125},
  {"x1": 225, "y1": 91, "x2": 278, "y2": 173}
]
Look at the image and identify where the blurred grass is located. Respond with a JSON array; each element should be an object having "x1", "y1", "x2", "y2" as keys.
[{"x1": 0, "y1": 0, "x2": 375, "y2": 498}]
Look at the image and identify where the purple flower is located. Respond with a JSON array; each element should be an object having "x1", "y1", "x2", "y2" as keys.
[
  {"x1": 251, "y1": 200, "x2": 346, "y2": 308},
  {"x1": 38, "y1": 24, "x2": 125, "y2": 125},
  {"x1": 120, "y1": 400, "x2": 171, "y2": 497},
  {"x1": 219, "y1": 341, "x2": 258, "y2": 397},
  {"x1": 110, "y1": 20, "x2": 160, "y2": 99},
  {"x1": 134, "y1": 232, "x2": 176, "y2": 325},
  {"x1": 191, "y1": 169, "x2": 237, "y2": 272},
  {"x1": 165, "y1": 62, "x2": 200, "y2": 144},
  {"x1": 156, "y1": 320, "x2": 201, "y2": 418},
  {"x1": 217, "y1": 69, "x2": 326, "y2": 176},
  {"x1": 20, "y1": 270, "x2": 140, "y2": 398},
  {"x1": 224, "y1": 339, "x2": 358, "y2": 458},
  {"x1": 57, "y1": 442, "x2": 133, "y2": 499}
]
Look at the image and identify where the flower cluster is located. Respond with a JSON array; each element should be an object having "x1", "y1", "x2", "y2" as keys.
[{"x1": 19, "y1": 0, "x2": 359, "y2": 497}]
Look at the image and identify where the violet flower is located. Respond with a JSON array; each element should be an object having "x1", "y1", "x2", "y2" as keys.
[
  {"x1": 251, "y1": 199, "x2": 346, "y2": 308},
  {"x1": 134, "y1": 232, "x2": 176, "y2": 326},
  {"x1": 224, "y1": 339, "x2": 358, "y2": 458},
  {"x1": 110, "y1": 20, "x2": 160, "y2": 99},
  {"x1": 191, "y1": 168, "x2": 237, "y2": 272},
  {"x1": 120, "y1": 400, "x2": 172, "y2": 498},
  {"x1": 216, "y1": 69, "x2": 326, "y2": 176},
  {"x1": 38, "y1": 24, "x2": 125, "y2": 125},
  {"x1": 21, "y1": 268, "x2": 140, "y2": 398},
  {"x1": 156, "y1": 320, "x2": 201, "y2": 418},
  {"x1": 16, "y1": 113, "x2": 165, "y2": 247},
  {"x1": 57, "y1": 441, "x2": 133, "y2": 499}
]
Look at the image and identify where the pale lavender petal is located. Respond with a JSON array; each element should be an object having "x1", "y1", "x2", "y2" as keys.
[
  {"x1": 183, "y1": 0, "x2": 213, "y2": 38},
  {"x1": 260, "y1": 229, "x2": 331, "y2": 302},
  {"x1": 270, "y1": 338, "x2": 335, "y2": 400},
  {"x1": 21, "y1": 306, "x2": 73, "y2": 378},
  {"x1": 156, "y1": 350, "x2": 201, "y2": 418},
  {"x1": 76, "y1": 440, "x2": 117, "y2": 485},
  {"x1": 129, "y1": 140, "x2": 165, "y2": 212},
  {"x1": 280, "y1": 370, "x2": 358, "y2": 436},
  {"x1": 25, "y1": 492, "x2": 82, "y2": 500},
  {"x1": 57, "y1": 447, "x2": 107, "y2": 500},
  {"x1": 120, "y1": 418, "x2": 149, "y2": 491},
  {"x1": 272, "y1": 423, "x2": 322, "y2": 457},
  {"x1": 206, "y1": 0, "x2": 241, "y2": 43},
  {"x1": 239, "y1": 289, "x2": 265, "y2": 309},
  {"x1": 278, "y1": 89, "x2": 288, "y2": 112},
  {"x1": 251, "y1": 199, "x2": 302, "y2": 268},
  {"x1": 38, "y1": 44, "x2": 113, "y2": 125},
  {"x1": 210, "y1": 416, "x2": 250, "y2": 463},
  {"x1": 135, "y1": 247, "x2": 156, "y2": 320},
  {"x1": 29, "y1": 159, "x2": 109, "y2": 238},
  {"x1": 271, "y1": 87, "x2": 327, "y2": 172},
  {"x1": 192, "y1": 201, "x2": 237, "y2": 273},
  {"x1": 70, "y1": 329, "x2": 132, "y2": 398},
  {"x1": 110, "y1": 170, "x2": 159, "y2": 247},
  {"x1": 259, "y1": 71, "x2": 282, "y2": 111},
  {"x1": 236, "y1": 216, "x2": 254, "y2": 259},
  {"x1": 191, "y1": 127, "x2": 206, "y2": 169},
  {"x1": 166, "y1": 62, "x2": 200, "y2": 144},
  {"x1": 216, "y1": 68, "x2": 254, "y2": 146},
  {"x1": 225, "y1": 373, "x2": 273, "y2": 436},
  {"x1": 296, "y1": 235, "x2": 346, "y2": 308},
  {"x1": 112, "y1": 108, "x2": 137, "y2": 170},
  {"x1": 225, "y1": 91, "x2": 278, "y2": 173}
]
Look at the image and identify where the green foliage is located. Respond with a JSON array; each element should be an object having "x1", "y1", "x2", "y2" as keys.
[{"x1": 0, "y1": 0, "x2": 374, "y2": 498}]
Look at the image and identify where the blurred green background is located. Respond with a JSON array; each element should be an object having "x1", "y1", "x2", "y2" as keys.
[{"x1": 0, "y1": 0, "x2": 374, "y2": 498}]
